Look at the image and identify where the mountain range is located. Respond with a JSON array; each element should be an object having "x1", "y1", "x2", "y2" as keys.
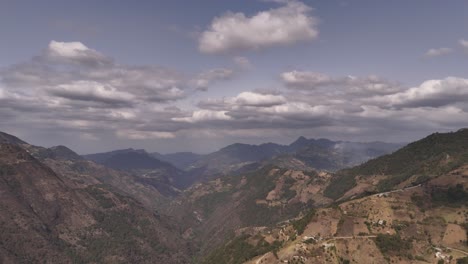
[{"x1": 0, "y1": 130, "x2": 467, "y2": 263}]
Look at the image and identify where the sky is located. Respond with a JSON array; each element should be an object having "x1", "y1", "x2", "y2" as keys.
[{"x1": 1, "y1": 0, "x2": 468, "y2": 154}]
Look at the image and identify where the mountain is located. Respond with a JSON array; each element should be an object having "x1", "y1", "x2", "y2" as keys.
[
  {"x1": 0, "y1": 134, "x2": 191, "y2": 263},
  {"x1": 1, "y1": 129, "x2": 467, "y2": 263},
  {"x1": 0, "y1": 131, "x2": 28, "y2": 145},
  {"x1": 210, "y1": 166, "x2": 468, "y2": 264},
  {"x1": 185, "y1": 138, "x2": 402, "y2": 184},
  {"x1": 84, "y1": 148, "x2": 188, "y2": 191},
  {"x1": 177, "y1": 166, "x2": 334, "y2": 258},
  {"x1": 151, "y1": 152, "x2": 203, "y2": 170},
  {"x1": 324, "y1": 128, "x2": 468, "y2": 200},
  {"x1": 198, "y1": 130, "x2": 468, "y2": 264},
  {"x1": 83, "y1": 138, "x2": 400, "y2": 190}
]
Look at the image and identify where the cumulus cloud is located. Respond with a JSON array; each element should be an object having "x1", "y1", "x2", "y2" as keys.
[
  {"x1": 460, "y1": 39, "x2": 468, "y2": 53},
  {"x1": 172, "y1": 72, "x2": 468, "y2": 144},
  {"x1": 198, "y1": 0, "x2": 318, "y2": 54},
  {"x1": 281, "y1": 71, "x2": 401, "y2": 95},
  {"x1": 172, "y1": 110, "x2": 232, "y2": 123},
  {"x1": 281, "y1": 71, "x2": 332, "y2": 88},
  {"x1": 2, "y1": 40, "x2": 468, "y2": 152},
  {"x1": 368, "y1": 77, "x2": 468, "y2": 108},
  {"x1": 116, "y1": 129, "x2": 176, "y2": 140},
  {"x1": 0, "y1": 40, "x2": 236, "y2": 148},
  {"x1": 423, "y1": 47, "x2": 452, "y2": 58},
  {"x1": 233, "y1": 56, "x2": 252, "y2": 69},
  {"x1": 232, "y1": 91, "x2": 286, "y2": 107},
  {"x1": 192, "y1": 68, "x2": 234, "y2": 91},
  {"x1": 46, "y1": 40, "x2": 112, "y2": 66},
  {"x1": 48, "y1": 80, "x2": 135, "y2": 106}
]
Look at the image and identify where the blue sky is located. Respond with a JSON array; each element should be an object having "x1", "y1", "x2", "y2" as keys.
[{"x1": 1, "y1": 0, "x2": 468, "y2": 153}]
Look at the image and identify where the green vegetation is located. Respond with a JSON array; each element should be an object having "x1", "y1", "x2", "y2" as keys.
[
  {"x1": 323, "y1": 173, "x2": 356, "y2": 200},
  {"x1": 291, "y1": 209, "x2": 315, "y2": 235},
  {"x1": 411, "y1": 193, "x2": 425, "y2": 209},
  {"x1": 374, "y1": 234, "x2": 412, "y2": 255},
  {"x1": 85, "y1": 185, "x2": 116, "y2": 209},
  {"x1": 202, "y1": 234, "x2": 282, "y2": 264},
  {"x1": 194, "y1": 189, "x2": 233, "y2": 215},
  {"x1": 462, "y1": 222, "x2": 468, "y2": 246},
  {"x1": 325, "y1": 129, "x2": 468, "y2": 198},
  {"x1": 75, "y1": 209, "x2": 169, "y2": 263},
  {"x1": 282, "y1": 176, "x2": 297, "y2": 200},
  {"x1": 457, "y1": 257, "x2": 468, "y2": 264},
  {"x1": 238, "y1": 166, "x2": 313, "y2": 227},
  {"x1": 431, "y1": 184, "x2": 468, "y2": 207}
]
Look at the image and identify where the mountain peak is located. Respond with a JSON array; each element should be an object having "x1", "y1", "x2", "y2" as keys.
[{"x1": 0, "y1": 131, "x2": 28, "y2": 145}]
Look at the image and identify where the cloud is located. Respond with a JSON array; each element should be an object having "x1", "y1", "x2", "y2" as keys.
[
  {"x1": 116, "y1": 129, "x2": 176, "y2": 140},
  {"x1": 1, "y1": 42, "x2": 188, "y2": 105},
  {"x1": 368, "y1": 77, "x2": 468, "y2": 108},
  {"x1": 48, "y1": 80, "x2": 135, "y2": 106},
  {"x1": 2, "y1": 40, "x2": 468, "y2": 152},
  {"x1": 198, "y1": 0, "x2": 318, "y2": 54},
  {"x1": 233, "y1": 56, "x2": 252, "y2": 69},
  {"x1": 281, "y1": 71, "x2": 332, "y2": 88},
  {"x1": 172, "y1": 110, "x2": 232, "y2": 123},
  {"x1": 172, "y1": 72, "x2": 468, "y2": 144},
  {"x1": 46, "y1": 40, "x2": 112, "y2": 66},
  {"x1": 232, "y1": 91, "x2": 286, "y2": 107},
  {"x1": 192, "y1": 68, "x2": 234, "y2": 91},
  {"x1": 459, "y1": 39, "x2": 468, "y2": 53},
  {"x1": 281, "y1": 71, "x2": 401, "y2": 95},
  {"x1": 0, "y1": 40, "x2": 236, "y2": 147},
  {"x1": 423, "y1": 47, "x2": 452, "y2": 58}
]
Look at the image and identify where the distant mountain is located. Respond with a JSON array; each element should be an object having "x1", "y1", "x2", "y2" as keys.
[
  {"x1": 0, "y1": 131, "x2": 27, "y2": 145},
  {"x1": 151, "y1": 152, "x2": 203, "y2": 170},
  {"x1": 324, "y1": 128, "x2": 468, "y2": 200},
  {"x1": 0, "y1": 133, "x2": 190, "y2": 263},
  {"x1": 83, "y1": 137, "x2": 401, "y2": 189},
  {"x1": 83, "y1": 148, "x2": 147, "y2": 164},
  {"x1": 289, "y1": 140, "x2": 403, "y2": 171},
  {"x1": 194, "y1": 130, "x2": 468, "y2": 264},
  {"x1": 84, "y1": 148, "x2": 189, "y2": 191},
  {"x1": 185, "y1": 138, "x2": 402, "y2": 183}
]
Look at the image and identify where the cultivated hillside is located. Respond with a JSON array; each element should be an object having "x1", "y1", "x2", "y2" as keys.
[{"x1": 0, "y1": 139, "x2": 191, "y2": 263}]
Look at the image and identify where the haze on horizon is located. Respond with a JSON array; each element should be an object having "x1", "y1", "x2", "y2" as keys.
[{"x1": 1, "y1": 0, "x2": 468, "y2": 154}]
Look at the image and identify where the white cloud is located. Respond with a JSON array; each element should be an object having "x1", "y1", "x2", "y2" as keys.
[
  {"x1": 46, "y1": 40, "x2": 111, "y2": 66},
  {"x1": 48, "y1": 41, "x2": 90, "y2": 57},
  {"x1": 232, "y1": 91, "x2": 286, "y2": 107},
  {"x1": 459, "y1": 39, "x2": 468, "y2": 53},
  {"x1": 424, "y1": 47, "x2": 452, "y2": 57},
  {"x1": 0, "y1": 85, "x2": 5, "y2": 99},
  {"x1": 172, "y1": 110, "x2": 232, "y2": 123},
  {"x1": 198, "y1": 0, "x2": 318, "y2": 54},
  {"x1": 49, "y1": 80, "x2": 135, "y2": 105},
  {"x1": 192, "y1": 68, "x2": 234, "y2": 90},
  {"x1": 233, "y1": 56, "x2": 252, "y2": 69},
  {"x1": 116, "y1": 129, "x2": 175, "y2": 140},
  {"x1": 368, "y1": 77, "x2": 468, "y2": 108},
  {"x1": 281, "y1": 71, "x2": 332, "y2": 88},
  {"x1": 281, "y1": 71, "x2": 400, "y2": 95}
]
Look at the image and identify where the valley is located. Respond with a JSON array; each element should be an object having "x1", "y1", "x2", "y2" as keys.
[{"x1": 0, "y1": 130, "x2": 467, "y2": 264}]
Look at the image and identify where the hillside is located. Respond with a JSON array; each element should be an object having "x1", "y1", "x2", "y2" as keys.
[
  {"x1": 151, "y1": 152, "x2": 203, "y2": 170},
  {"x1": 2, "y1": 129, "x2": 466, "y2": 263},
  {"x1": 324, "y1": 129, "x2": 468, "y2": 200},
  {"x1": 185, "y1": 138, "x2": 401, "y2": 184},
  {"x1": 236, "y1": 168, "x2": 468, "y2": 264},
  {"x1": 0, "y1": 141, "x2": 190, "y2": 263},
  {"x1": 176, "y1": 166, "x2": 335, "y2": 258},
  {"x1": 84, "y1": 148, "x2": 189, "y2": 191},
  {"x1": 200, "y1": 139, "x2": 468, "y2": 264}
]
